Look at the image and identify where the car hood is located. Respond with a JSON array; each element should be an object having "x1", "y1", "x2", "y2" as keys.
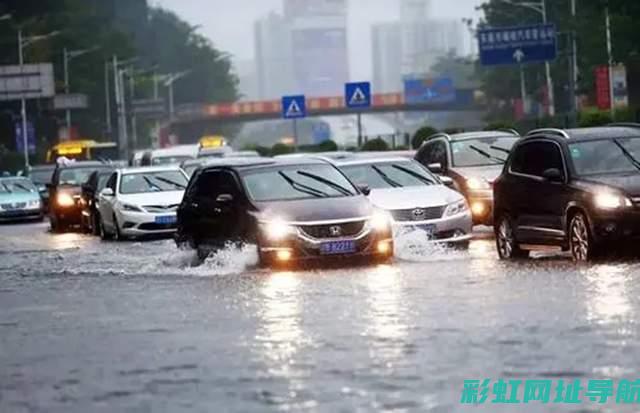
[
  {"x1": 256, "y1": 196, "x2": 372, "y2": 223},
  {"x1": 0, "y1": 191, "x2": 40, "y2": 203},
  {"x1": 578, "y1": 173, "x2": 640, "y2": 197},
  {"x1": 118, "y1": 191, "x2": 185, "y2": 206},
  {"x1": 368, "y1": 185, "x2": 463, "y2": 210},
  {"x1": 450, "y1": 165, "x2": 504, "y2": 183}
]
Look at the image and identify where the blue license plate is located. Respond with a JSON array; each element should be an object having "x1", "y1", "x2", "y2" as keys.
[
  {"x1": 414, "y1": 224, "x2": 436, "y2": 236},
  {"x1": 155, "y1": 215, "x2": 177, "y2": 224},
  {"x1": 320, "y1": 240, "x2": 357, "y2": 255}
]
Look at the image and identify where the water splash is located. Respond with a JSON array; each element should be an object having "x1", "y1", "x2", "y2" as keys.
[{"x1": 393, "y1": 228, "x2": 468, "y2": 262}]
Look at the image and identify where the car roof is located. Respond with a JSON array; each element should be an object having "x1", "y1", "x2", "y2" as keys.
[
  {"x1": 56, "y1": 161, "x2": 110, "y2": 170},
  {"x1": 526, "y1": 126, "x2": 640, "y2": 142},
  {"x1": 200, "y1": 156, "x2": 326, "y2": 173},
  {"x1": 430, "y1": 130, "x2": 519, "y2": 142},
  {"x1": 332, "y1": 156, "x2": 414, "y2": 166},
  {"x1": 120, "y1": 166, "x2": 184, "y2": 175},
  {"x1": 30, "y1": 164, "x2": 56, "y2": 171}
]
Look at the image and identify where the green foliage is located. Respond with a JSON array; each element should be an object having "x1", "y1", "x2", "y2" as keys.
[
  {"x1": 298, "y1": 140, "x2": 339, "y2": 153},
  {"x1": 484, "y1": 121, "x2": 516, "y2": 131},
  {"x1": 241, "y1": 144, "x2": 271, "y2": 157},
  {"x1": 361, "y1": 138, "x2": 390, "y2": 152},
  {"x1": 578, "y1": 109, "x2": 613, "y2": 127},
  {"x1": 411, "y1": 126, "x2": 439, "y2": 149},
  {"x1": 271, "y1": 143, "x2": 294, "y2": 156}
]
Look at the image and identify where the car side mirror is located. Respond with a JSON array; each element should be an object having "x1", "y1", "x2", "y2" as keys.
[
  {"x1": 357, "y1": 184, "x2": 371, "y2": 196},
  {"x1": 216, "y1": 193, "x2": 234, "y2": 203},
  {"x1": 100, "y1": 188, "x2": 114, "y2": 197},
  {"x1": 542, "y1": 168, "x2": 563, "y2": 183},
  {"x1": 440, "y1": 176, "x2": 454, "y2": 187},
  {"x1": 427, "y1": 163, "x2": 443, "y2": 174}
]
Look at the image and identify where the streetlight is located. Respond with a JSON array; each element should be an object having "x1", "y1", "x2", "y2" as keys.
[
  {"x1": 159, "y1": 70, "x2": 191, "y2": 121},
  {"x1": 63, "y1": 46, "x2": 99, "y2": 130},
  {"x1": 605, "y1": 5, "x2": 615, "y2": 117},
  {"x1": 497, "y1": 0, "x2": 556, "y2": 117},
  {"x1": 18, "y1": 29, "x2": 59, "y2": 168}
]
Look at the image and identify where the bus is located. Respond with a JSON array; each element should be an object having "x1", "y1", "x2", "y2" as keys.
[{"x1": 46, "y1": 140, "x2": 119, "y2": 163}]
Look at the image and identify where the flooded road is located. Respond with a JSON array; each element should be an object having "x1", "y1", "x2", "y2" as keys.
[{"x1": 1, "y1": 222, "x2": 640, "y2": 412}]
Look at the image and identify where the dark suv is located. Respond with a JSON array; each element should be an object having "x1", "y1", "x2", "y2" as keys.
[
  {"x1": 176, "y1": 158, "x2": 393, "y2": 267},
  {"x1": 415, "y1": 130, "x2": 520, "y2": 225},
  {"x1": 493, "y1": 125, "x2": 640, "y2": 261}
]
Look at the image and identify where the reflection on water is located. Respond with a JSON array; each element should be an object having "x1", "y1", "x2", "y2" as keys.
[
  {"x1": 584, "y1": 264, "x2": 632, "y2": 326},
  {"x1": 364, "y1": 265, "x2": 411, "y2": 363}
]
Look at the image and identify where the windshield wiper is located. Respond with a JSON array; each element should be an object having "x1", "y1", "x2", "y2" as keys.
[
  {"x1": 469, "y1": 145, "x2": 506, "y2": 163},
  {"x1": 296, "y1": 171, "x2": 353, "y2": 196},
  {"x1": 153, "y1": 176, "x2": 186, "y2": 189},
  {"x1": 490, "y1": 145, "x2": 511, "y2": 155},
  {"x1": 278, "y1": 171, "x2": 327, "y2": 198},
  {"x1": 613, "y1": 139, "x2": 640, "y2": 171},
  {"x1": 371, "y1": 165, "x2": 401, "y2": 187},
  {"x1": 391, "y1": 164, "x2": 436, "y2": 185},
  {"x1": 143, "y1": 176, "x2": 162, "y2": 192}
]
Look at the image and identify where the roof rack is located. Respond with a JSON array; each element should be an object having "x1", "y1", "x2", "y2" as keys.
[
  {"x1": 607, "y1": 122, "x2": 640, "y2": 128},
  {"x1": 498, "y1": 128, "x2": 520, "y2": 136},
  {"x1": 526, "y1": 128, "x2": 571, "y2": 139}
]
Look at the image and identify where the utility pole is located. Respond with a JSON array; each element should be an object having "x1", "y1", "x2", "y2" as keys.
[
  {"x1": 18, "y1": 29, "x2": 28, "y2": 169},
  {"x1": 605, "y1": 5, "x2": 615, "y2": 117},
  {"x1": 540, "y1": 0, "x2": 555, "y2": 117},
  {"x1": 104, "y1": 61, "x2": 111, "y2": 137},
  {"x1": 63, "y1": 46, "x2": 99, "y2": 132},
  {"x1": 128, "y1": 73, "x2": 137, "y2": 151},
  {"x1": 570, "y1": 0, "x2": 579, "y2": 116}
]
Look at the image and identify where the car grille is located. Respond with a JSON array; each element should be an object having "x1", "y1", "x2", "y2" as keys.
[
  {"x1": 138, "y1": 222, "x2": 177, "y2": 231},
  {"x1": 143, "y1": 204, "x2": 179, "y2": 213},
  {"x1": 1, "y1": 202, "x2": 26, "y2": 210},
  {"x1": 299, "y1": 220, "x2": 366, "y2": 239},
  {"x1": 390, "y1": 206, "x2": 444, "y2": 222}
]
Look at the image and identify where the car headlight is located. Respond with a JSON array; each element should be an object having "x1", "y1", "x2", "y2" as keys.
[
  {"x1": 28, "y1": 199, "x2": 41, "y2": 208},
  {"x1": 120, "y1": 203, "x2": 144, "y2": 212},
  {"x1": 466, "y1": 177, "x2": 491, "y2": 190},
  {"x1": 443, "y1": 199, "x2": 469, "y2": 217},
  {"x1": 262, "y1": 218, "x2": 295, "y2": 240},
  {"x1": 56, "y1": 192, "x2": 75, "y2": 207},
  {"x1": 370, "y1": 210, "x2": 391, "y2": 232},
  {"x1": 593, "y1": 192, "x2": 632, "y2": 210}
]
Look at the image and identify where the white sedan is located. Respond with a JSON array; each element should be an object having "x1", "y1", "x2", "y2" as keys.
[
  {"x1": 97, "y1": 166, "x2": 188, "y2": 240},
  {"x1": 333, "y1": 157, "x2": 473, "y2": 245}
]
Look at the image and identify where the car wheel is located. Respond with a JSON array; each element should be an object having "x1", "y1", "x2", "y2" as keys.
[
  {"x1": 495, "y1": 214, "x2": 529, "y2": 259},
  {"x1": 92, "y1": 212, "x2": 101, "y2": 236},
  {"x1": 569, "y1": 212, "x2": 597, "y2": 262},
  {"x1": 113, "y1": 214, "x2": 124, "y2": 241},
  {"x1": 99, "y1": 217, "x2": 112, "y2": 241}
]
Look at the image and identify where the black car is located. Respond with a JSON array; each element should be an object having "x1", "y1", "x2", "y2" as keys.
[
  {"x1": 415, "y1": 130, "x2": 520, "y2": 225},
  {"x1": 27, "y1": 164, "x2": 56, "y2": 211},
  {"x1": 493, "y1": 125, "x2": 640, "y2": 261},
  {"x1": 48, "y1": 161, "x2": 113, "y2": 232},
  {"x1": 176, "y1": 158, "x2": 394, "y2": 267},
  {"x1": 80, "y1": 169, "x2": 114, "y2": 235}
]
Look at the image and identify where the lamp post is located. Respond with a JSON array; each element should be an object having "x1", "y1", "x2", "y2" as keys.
[
  {"x1": 497, "y1": 0, "x2": 556, "y2": 117},
  {"x1": 605, "y1": 5, "x2": 614, "y2": 117},
  {"x1": 18, "y1": 29, "x2": 59, "y2": 168},
  {"x1": 63, "y1": 46, "x2": 99, "y2": 131},
  {"x1": 160, "y1": 70, "x2": 191, "y2": 121}
]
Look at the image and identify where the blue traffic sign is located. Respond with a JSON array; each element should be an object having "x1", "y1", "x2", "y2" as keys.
[
  {"x1": 345, "y1": 82, "x2": 371, "y2": 108},
  {"x1": 403, "y1": 77, "x2": 455, "y2": 105},
  {"x1": 281, "y1": 95, "x2": 306, "y2": 119},
  {"x1": 478, "y1": 24, "x2": 557, "y2": 66},
  {"x1": 15, "y1": 121, "x2": 35, "y2": 155}
]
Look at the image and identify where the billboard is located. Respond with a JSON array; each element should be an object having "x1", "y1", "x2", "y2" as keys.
[
  {"x1": 292, "y1": 28, "x2": 348, "y2": 97},
  {"x1": 595, "y1": 65, "x2": 611, "y2": 111},
  {"x1": 403, "y1": 77, "x2": 455, "y2": 104},
  {"x1": 612, "y1": 64, "x2": 629, "y2": 109},
  {"x1": 0, "y1": 63, "x2": 54, "y2": 101}
]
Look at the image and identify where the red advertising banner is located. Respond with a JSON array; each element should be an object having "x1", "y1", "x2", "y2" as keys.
[{"x1": 595, "y1": 65, "x2": 611, "y2": 111}]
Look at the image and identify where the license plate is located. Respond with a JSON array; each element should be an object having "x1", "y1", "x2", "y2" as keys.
[
  {"x1": 155, "y1": 215, "x2": 177, "y2": 224},
  {"x1": 320, "y1": 240, "x2": 357, "y2": 255},
  {"x1": 414, "y1": 224, "x2": 436, "y2": 236}
]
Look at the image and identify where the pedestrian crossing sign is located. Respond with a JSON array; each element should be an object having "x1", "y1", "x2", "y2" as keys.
[
  {"x1": 281, "y1": 95, "x2": 306, "y2": 119},
  {"x1": 345, "y1": 82, "x2": 371, "y2": 108}
]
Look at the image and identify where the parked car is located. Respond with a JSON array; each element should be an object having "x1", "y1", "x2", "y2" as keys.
[
  {"x1": 333, "y1": 156, "x2": 472, "y2": 246},
  {"x1": 48, "y1": 161, "x2": 113, "y2": 231},
  {"x1": 0, "y1": 177, "x2": 43, "y2": 222},
  {"x1": 27, "y1": 164, "x2": 56, "y2": 211},
  {"x1": 415, "y1": 130, "x2": 520, "y2": 225},
  {"x1": 493, "y1": 125, "x2": 640, "y2": 261},
  {"x1": 80, "y1": 168, "x2": 115, "y2": 235},
  {"x1": 175, "y1": 158, "x2": 393, "y2": 267},
  {"x1": 97, "y1": 166, "x2": 188, "y2": 240}
]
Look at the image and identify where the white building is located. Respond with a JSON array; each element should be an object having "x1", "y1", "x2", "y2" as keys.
[
  {"x1": 254, "y1": 12, "x2": 294, "y2": 100},
  {"x1": 372, "y1": 23, "x2": 403, "y2": 93}
]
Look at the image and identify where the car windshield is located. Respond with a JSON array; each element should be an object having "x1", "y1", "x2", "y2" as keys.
[
  {"x1": 182, "y1": 165, "x2": 200, "y2": 177},
  {"x1": 120, "y1": 171, "x2": 188, "y2": 194},
  {"x1": 59, "y1": 168, "x2": 103, "y2": 185},
  {"x1": 152, "y1": 156, "x2": 193, "y2": 166},
  {"x1": 29, "y1": 168, "x2": 55, "y2": 185},
  {"x1": 340, "y1": 161, "x2": 439, "y2": 189},
  {"x1": 243, "y1": 164, "x2": 357, "y2": 202},
  {"x1": 0, "y1": 179, "x2": 37, "y2": 193},
  {"x1": 570, "y1": 137, "x2": 640, "y2": 175},
  {"x1": 452, "y1": 137, "x2": 518, "y2": 167}
]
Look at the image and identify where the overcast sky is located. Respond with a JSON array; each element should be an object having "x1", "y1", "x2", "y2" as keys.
[{"x1": 151, "y1": 0, "x2": 484, "y2": 80}]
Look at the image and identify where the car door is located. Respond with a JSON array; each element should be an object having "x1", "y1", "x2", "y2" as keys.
[
  {"x1": 98, "y1": 172, "x2": 118, "y2": 228},
  {"x1": 509, "y1": 140, "x2": 567, "y2": 244}
]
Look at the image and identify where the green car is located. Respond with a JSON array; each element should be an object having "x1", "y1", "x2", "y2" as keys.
[{"x1": 0, "y1": 177, "x2": 43, "y2": 222}]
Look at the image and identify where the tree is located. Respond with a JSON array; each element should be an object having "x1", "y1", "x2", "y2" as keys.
[
  {"x1": 361, "y1": 138, "x2": 389, "y2": 152},
  {"x1": 271, "y1": 143, "x2": 294, "y2": 156},
  {"x1": 412, "y1": 126, "x2": 438, "y2": 149}
]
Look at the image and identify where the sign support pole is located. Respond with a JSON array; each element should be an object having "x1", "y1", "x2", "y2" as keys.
[
  {"x1": 18, "y1": 30, "x2": 29, "y2": 169},
  {"x1": 519, "y1": 65, "x2": 527, "y2": 115},
  {"x1": 357, "y1": 112, "x2": 363, "y2": 148},
  {"x1": 293, "y1": 118, "x2": 298, "y2": 149}
]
